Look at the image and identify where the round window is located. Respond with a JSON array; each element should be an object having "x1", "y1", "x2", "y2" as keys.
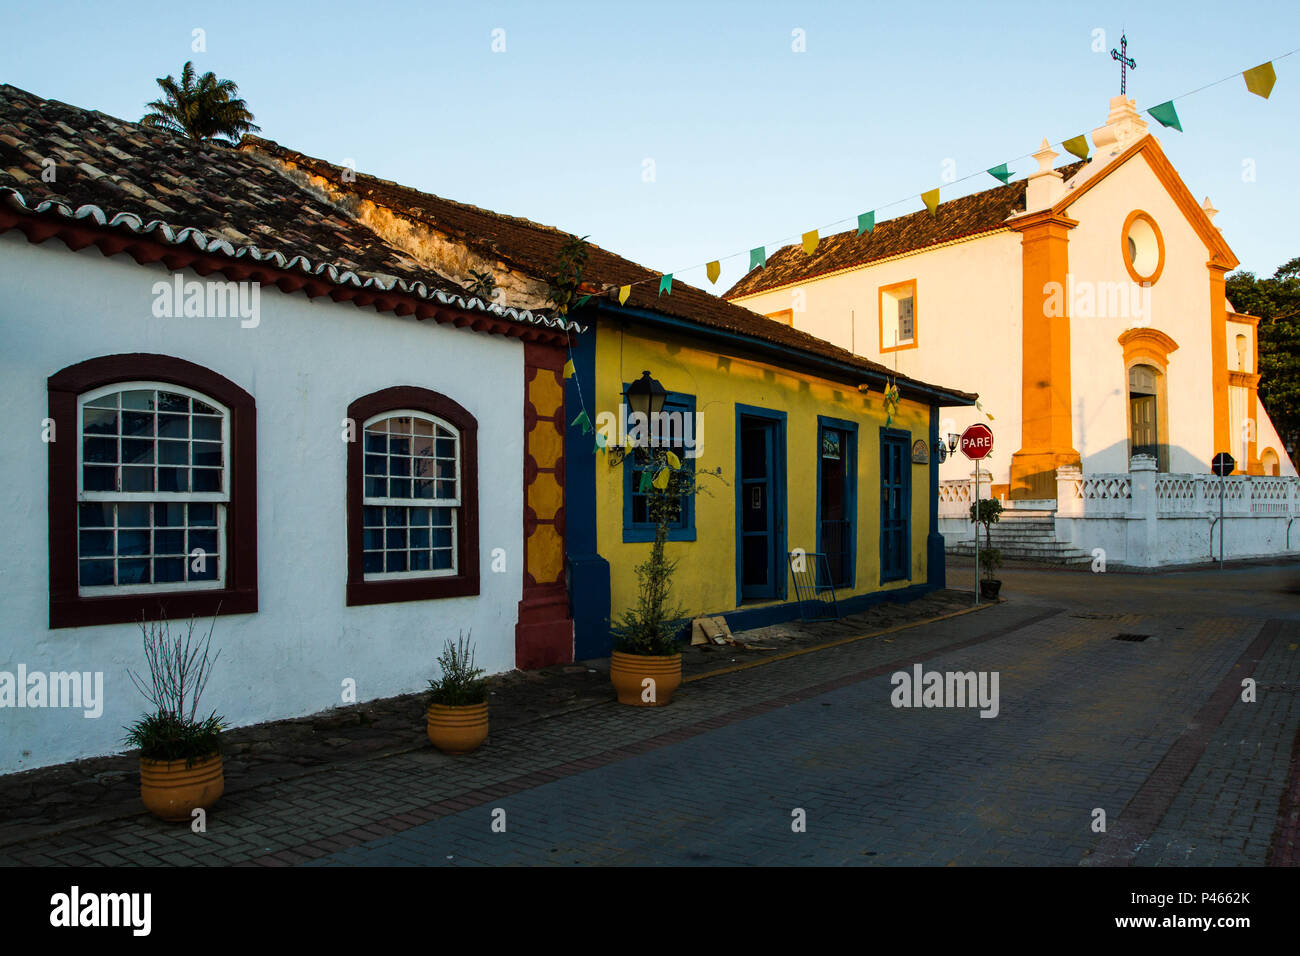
[{"x1": 1122, "y1": 211, "x2": 1164, "y2": 284}]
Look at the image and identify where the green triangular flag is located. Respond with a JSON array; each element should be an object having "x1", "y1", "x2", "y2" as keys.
[
  {"x1": 570, "y1": 409, "x2": 591, "y2": 434},
  {"x1": 575, "y1": 294, "x2": 592, "y2": 308},
  {"x1": 856, "y1": 211, "x2": 875, "y2": 236},
  {"x1": 658, "y1": 274, "x2": 672, "y2": 296},
  {"x1": 750, "y1": 246, "x2": 766, "y2": 271},
  {"x1": 987, "y1": 163, "x2": 1013, "y2": 184},
  {"x1": 1147, "y1": 101, "x2": 1182, "y2": 132},
  {"x1": 637, "y1": 469, "x2": 652, "y2": 493},
  {"x1": 1061, "y1": 135, "x2": 1090, "y2": 160},
  {"x1": 594, "y1": 431, "x2": 608, "y2": 453}
]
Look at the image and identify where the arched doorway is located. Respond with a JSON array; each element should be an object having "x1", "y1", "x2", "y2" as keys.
[
  {"x1": 1128, "y1": 364, "x2": 1164, "y2": 469},
  {"x1": 1261, "y1": 447, "x2": 1280, "y2": 476}
]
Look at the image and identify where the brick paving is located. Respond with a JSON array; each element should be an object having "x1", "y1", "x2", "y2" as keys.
[{"x1": 1, "y1": 565, "x2": 1298, "y2": 866}]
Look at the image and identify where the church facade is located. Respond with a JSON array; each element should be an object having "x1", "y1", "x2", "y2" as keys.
[{"x1": 726, "y1": 96, "x2": 1297, "y2": 506}]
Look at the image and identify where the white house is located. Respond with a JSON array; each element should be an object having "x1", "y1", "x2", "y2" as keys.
[{"x1": 0, "y1": 85, "x2": 578, "y2": 773}]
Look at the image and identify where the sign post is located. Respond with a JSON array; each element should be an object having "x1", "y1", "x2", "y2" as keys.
[
  {"x1": 960, "y1": 423, "x2": 995, "y2": 604},
  {"x1": 1212, "y1": 452, "x2": 1235, "y2": 570}
]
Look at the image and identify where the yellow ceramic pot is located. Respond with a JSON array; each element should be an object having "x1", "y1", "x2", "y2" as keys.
[
  {"x1": 609, "y1": 651, "x2": 682, "y2": 707},
  {"x1": 426, "y1": 702, "x2": 489, "y2": 754},
  {"x1": 139, "y1": 753, "x2": 224, "y2": 822}
]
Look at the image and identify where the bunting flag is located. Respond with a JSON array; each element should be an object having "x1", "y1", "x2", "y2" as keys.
[
  {"x1": 802, "y1": 230, "x2": 819, "y2": 255},
  {"x1": 986, "y1": 163, "x2": 1013, "y2": 184},
  {"x1": 1061, "y1": 135, "x2": 1090, "y2": 160},
  {"x1": 750, "y1": 246, "x2": 767, "y2": 271},
  {"x1": 652, "y1": 467, "x2": 671, "y2": 490},
  {"x1": 975, "y1": 400, "x2": 994, "y2": 422},
  {"x1": 658, "y1": 274, "x2": 673, "y2": 296},
  {"x1": 706, "y1": 260, "x2": 721, "y2": 284},
  {"x1": 575, "y1": 294, "x2": 592, "y2": 308},
  {"x1": 562, "y1": 359, "x2": 575, "y2": 379},
  {"x1": 921, "y1": 188, "x2": 940, "y2": 217},
  {"x1": 594, "y1": 431, "x2": 608, "y2": 454},
  {"x1": 1147, "y1": 101, "x2": 1182, "y2": 132},
  {"x1": 665, "y1": 450, "x2": 681, "y2": 470},
  {"x1": 570, "y1": 409, "x2": 592, "y2": 434},
  {"x1": 1243, "y1": 61, "x2": 1277, "y2": 98},
  {"x1": 637, "y1": 469, "x2": 652, "y2": 493},
  {"x1": 618, "y1": 284, "x2": 631, "y2": 305},
  {"x1": 857, "y1": 211, "x2": 875, "y2": 236}
]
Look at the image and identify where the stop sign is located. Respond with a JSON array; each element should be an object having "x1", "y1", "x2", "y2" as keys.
[{"x1": 960, "y1": 423, "x2": 994, "y2": 460}]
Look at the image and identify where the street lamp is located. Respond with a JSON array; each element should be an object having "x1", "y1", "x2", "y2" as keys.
[
  {"x1": 624, "y1": 370, "x2": 667, "y2": 421},
  {"x1": 946, "y1": 432, "x2": 960, "y2": 455}
]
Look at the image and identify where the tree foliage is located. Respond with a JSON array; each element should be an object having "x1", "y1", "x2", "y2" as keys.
[{"x1": 140, "y1": 61, "x2": 261, "y2": 144}]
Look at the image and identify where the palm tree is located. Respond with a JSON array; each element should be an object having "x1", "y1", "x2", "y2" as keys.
[{"x1": 140, "y1": 61, "x2": 261, "y2": 145}]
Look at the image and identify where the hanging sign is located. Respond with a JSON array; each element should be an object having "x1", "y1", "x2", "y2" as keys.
[{"x1": 911, "y1": 439, "x2": 930, "y2": 464}]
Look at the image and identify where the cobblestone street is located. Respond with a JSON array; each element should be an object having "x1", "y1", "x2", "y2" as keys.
[{"x1": 3, "y1": 564, "x2": 1298, "y2": 867}]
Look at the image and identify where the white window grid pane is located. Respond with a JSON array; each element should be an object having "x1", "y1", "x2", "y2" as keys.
[
  {"x1": 361, "y1": 504, "x2": 458, "y2": 579},
  {"x1": 362, "y1": 411, "x2": 460, "y2": 509},
  {"x1": 78, "y1": 502, "x2": 226, "y2": 595}
]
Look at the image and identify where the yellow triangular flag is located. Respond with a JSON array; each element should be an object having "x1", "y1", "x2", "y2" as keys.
[
  {"x1": 1243, "y1": 62, "x2": 1277, "y2": 98},
  {"x1": 1061, "y1": 135, "x2": 1090, "y2": 160},
  {"x1": 665, "y1": 451, "x2": 681, "y2": 470},
  {"x1": 618, "y1": 285, "x2": 631, "y2": 305},
  {"x1": 706, "y1": 261, "x2": 721, "y2": 284},
  {"x1": 562, "y1": 359, "x2": 575, "y2": 379},
  {"x1": 652, "y1": 468, "x2": 670, "y2": 490},
  {"x1": 921, "y1": 188, "x2": 940, "y2": 216},
  {"x1": 802, "y1": 230, "x2": 819, "y2": 255}
]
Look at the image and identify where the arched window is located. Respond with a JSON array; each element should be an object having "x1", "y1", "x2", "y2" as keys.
[
  {"x1": 1235, "y1": 334, "x2": 1249, "y2": 372},
  {"x1": 347, "y1": 387, "x2": 479, "y2": 606},
  {"x1": 48, "y1": 355, "x2": 258, "y2": 627}
]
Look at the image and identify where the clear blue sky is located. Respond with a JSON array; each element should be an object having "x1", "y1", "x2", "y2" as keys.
[{"x1": 3, "y1": 0, "x2": 1297, "y2": 291}]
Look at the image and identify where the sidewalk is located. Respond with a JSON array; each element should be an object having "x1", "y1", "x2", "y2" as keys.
[{"x1": 0, "y1": 587, "x2": 979, "y2": 852}]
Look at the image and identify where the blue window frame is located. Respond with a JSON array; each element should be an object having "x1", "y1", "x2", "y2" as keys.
[
  {"x1": 623, "y1": 391, "x2": 697, "y2": 543},
  {"x1": 816, "y1": 416, "x2": 857, "y2": 590},
  {"x1": 879, "y1": 427, "x2": 912, "y2": 583}
]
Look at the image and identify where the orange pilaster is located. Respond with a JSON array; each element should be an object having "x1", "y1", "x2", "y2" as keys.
[{"x1": 1208, "y1": 264, "x2": 1233, "y2": 468}]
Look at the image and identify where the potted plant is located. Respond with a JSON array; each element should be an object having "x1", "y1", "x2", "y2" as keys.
[
  {"x1": 969, "y1": 497, "x2": 1005, "y2": 599},
  {"x1": 125, "y1": 613, "x2": 225, "y2": 822},
  {"x1": 426, "y1": 632, "x2": 489, "y2": 753},
  {"x1": 609, "y1": 448, "x2": 688, "y2": 707}
]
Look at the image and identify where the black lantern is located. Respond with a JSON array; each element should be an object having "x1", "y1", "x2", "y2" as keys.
[
  {"x1": 946, "y1": 432, "x2": 960, "y2": 455},
  {"x1": 624, "y1": 370, "x2": 667, "y2": 420}
]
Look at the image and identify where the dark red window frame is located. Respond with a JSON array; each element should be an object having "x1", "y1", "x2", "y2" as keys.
[
  {"x1": 48, "y1": 353, "x2": 258, "y2": 629},
  {"x1": 346, "y1": 386, "x2": 480, "y2": 606}
]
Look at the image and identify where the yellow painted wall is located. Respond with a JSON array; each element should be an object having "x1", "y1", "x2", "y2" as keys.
[{"x1": 595, "y1": 324, "x2": 933, "y2": 623}]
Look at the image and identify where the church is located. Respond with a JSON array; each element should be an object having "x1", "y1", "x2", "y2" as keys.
[{"x1": 726, "y1": 94, "x2": 1297, "y2": 507}]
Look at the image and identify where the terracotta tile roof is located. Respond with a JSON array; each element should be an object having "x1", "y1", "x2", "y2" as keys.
[
  {"x1": 724, "y1": 162, "x2": 1088, "y2": 299},
  {"x1": 0, "y1": 84, "x2": 577, "y2": 332},
  {"x1": 243, "y1": 137, "x2": 977, "y2": 404}
]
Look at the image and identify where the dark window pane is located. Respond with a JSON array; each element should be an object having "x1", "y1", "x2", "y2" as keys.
[
  {"x1": 121, "y1": 438, "x2": 154, "y2": 464},
  {"x1": 364, "y1": 432, "x2": 386, "y2": 453},
  {"x1": 119, "y1": 503, "x2": 151, "y2": 527},
  {"x1": 363, "y1": 529, "x2": 384, "y2": 550},
  {"x1": 363, "y1": 551, "x2": 383, "y2": 574},
  {"x1": 189, "y1": 529, "x2": 218, "y2": 555},
  {"x1": 409, "y1": 527, "x2": 430, "y2": 549},
  {"x1": 432, "y1": 549, "x2": 453, "y2": 570},
  {"x1": 83, "y1": 408, "x2": 118, "y2": 435},
  {"x1": 158, "y1": 440, "x2": 189, "y2": 465},
  {"x1": 431, "y1": 507, "x2": 452, "y2": 527},
  {"x1": 158, "y1": 392, "x2": 189, "y2": 413},
  {"x1": 157, "y1": 414, "x2": 189, "y2": 439},
  {"x1": 192, "y1": 442, "x2": 222, "y2": 468},
  {"x1": 187, "y1": 503, "x2": 216, "y2": 526},
  {"x1": 78, "y1": 530, "x2": 114, "y2": 558},
  {"x1": 155, "y1": 503, "x2": 186, "y2": 526},
  {"x1": 389, "y1": 456, "x2": 411, "y2": 477},
  {"x1": 154, "y1": 530, "x2": 185, "y2": 554},
  {"x1": 153, "y1": 557, "x2": 185, "y2": 583},
  {"x1": 121, "y1": 390, "x2": 155, "y2": 411},
  {"x1": 122, "y1": 466, "x2": 154, "y2": 492},
  {"x1": 385, "y1": 551, "x2": 408, "y2": 573},
  {"x1": 410, "y1": 550, "x2": 432, "y2": 571},
  {"x1": 121, "y1": 411, "x2": 154, "y2": 437},
  {"x1": 385, "y1": 528, "x2": 407, "y2": 549},
  {"x1": 192, "y1": 399, "x2": 217, "y2": 415},
  {"x1": 388, "y1": 478, "x2": 411, "y2": 499},
  {"x1": 117, "y1": 558, "x2": 150, "y2": 585},
  {"x1": 413, "y1": 479, "x2": 434, "y2": 499},
  {"x1": 363, "y1": 506, "x2": 383, "y2": 527},
  {"x1": 118, "y1": 530, "x2": 150, "y2": 556},
  {"x1": 191, "y1": 469, "x2": 220, "y2": 493},
  {"x1": 364, "y1": 477, "x2": 385, "y2": 498},
  {"x1": 385, "y1": 507, "x2": 405, "y2": 526},
  {"x1": 389, "y1": 437, "x2": 410, "y2": 457},
  {"x1": 79, "y1": 559, "x2": 114, "y2": 587},
  {"x1": 436, "y1": 480, "x2": 456, "y2": 499},
  {"x1": 85, "y1": 393, "x2": 118, "y2": 410},
  {"x1": 192, "y1": 416, "x2": 222, "y2": 441},
  {"x1": 409, "y1": 507, "x2": 430, "y2": 526},
  {"x1": 436, "y1": 438, "x2": 455, "y2": 458},
  {"x1": 365, "y1": 454, "x2": 386, "y2": 476},
  {"x1": 190, "y1": 557, "x2": 219, "y2": 581},
  {"x1": 79, "y1": 503, "x2": 112, "y2": 527},
  {"x1": 433, "y1": 527, "x2": 452, "y2": 549},
  {"x1": 83, "y1": 465, "x2": 117, "y2": 491},
  {"x1": 157, "y1": 467, "x2": 188, "y2": 493}
]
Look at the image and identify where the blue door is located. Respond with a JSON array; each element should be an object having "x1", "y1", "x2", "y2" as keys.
[
  {"x1": 880, "y1": 429, "x2": 910, "y2": 582},
  {"x1": 739, "y1": 416, "x2": 781, "y2": 600}
]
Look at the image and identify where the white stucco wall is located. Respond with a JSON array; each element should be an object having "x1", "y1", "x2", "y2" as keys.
[
  {"x1": 0, "y1": 232, "x2": 525, "y2": 773},
  {"x1": 732, "y1": 231, "x2": 1023, "y2": 486}
]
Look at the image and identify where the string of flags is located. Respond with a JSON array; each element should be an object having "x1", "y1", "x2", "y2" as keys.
[{"x1": 587, "y1": 50, "x2": 1294, "y2": 306}]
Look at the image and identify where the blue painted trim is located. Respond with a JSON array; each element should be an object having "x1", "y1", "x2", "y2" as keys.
[
  {"x1": 622, "y1": 390, "x2": 696, "y2": 543},
  {"x1": 563, "y1": 325, "x2": 611, "y2": 659},
  {"x1": 879, "y1": 426, "x2": 912, "y2": 584},
  {"x1": 734, "y1": 403, "x2": 788, "y2": 605},
  {"x1": 589, "y1": 300, "x2": 975, "y2": 409},
  {"x1": 720, "y1": 580, "x2": 939, "y2": 633},
  {"x1": 927, "y1": 404, "x2": 946, "y2": 590},
  {"x1": 815, "y1": 415, "x2": 858, "y2": 590}
]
